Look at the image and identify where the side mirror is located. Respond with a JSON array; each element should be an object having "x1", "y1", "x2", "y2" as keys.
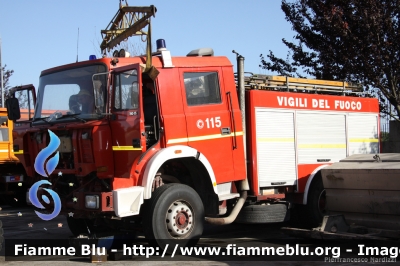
[{"x1": 5, "y1": 98, "x2": 21, "y2": 121}]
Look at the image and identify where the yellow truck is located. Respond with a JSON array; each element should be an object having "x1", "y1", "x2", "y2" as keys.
[{"x1": 0, "y1": 107, "x2": 26, "y2": 206}]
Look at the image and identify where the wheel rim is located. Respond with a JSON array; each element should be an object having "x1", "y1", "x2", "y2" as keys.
[
  {"x1": 166, "y1": 200, "x2": 194, "y2": 237},
  {"x1": 317, "y1": 189, "x2": 326, "y2": 216}
]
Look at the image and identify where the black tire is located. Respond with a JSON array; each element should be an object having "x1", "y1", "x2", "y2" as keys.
[
  {"x1": 235, "y1": 203, "x2": 289, "y2": 224},
  {"x1": 142, "y1": 183, "x2": 204, "y2": 251},
  {"x1": 305, "y1": 173, "x2": 326, "y2": 228}
]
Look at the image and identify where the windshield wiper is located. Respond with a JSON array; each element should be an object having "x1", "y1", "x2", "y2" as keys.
[
  {"x1": 57, "y1": 113, "x2": 87, "y2": 123},
  {"x1": 32, "y1": 117, "x2": 53, "y2": 125}
]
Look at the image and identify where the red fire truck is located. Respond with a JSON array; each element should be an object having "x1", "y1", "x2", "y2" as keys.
[{"x1": 6, "y1": 5, "x2": 379, "y2": 249}]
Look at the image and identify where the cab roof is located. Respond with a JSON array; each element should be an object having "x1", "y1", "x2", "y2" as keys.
[{"x1": 40, "y1": 55, "x2": 233, "y2": 76}]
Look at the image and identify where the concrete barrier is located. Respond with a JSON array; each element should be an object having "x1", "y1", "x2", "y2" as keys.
[{"x1": 321, "y1": 153, "x2": 400, "y2": 230}]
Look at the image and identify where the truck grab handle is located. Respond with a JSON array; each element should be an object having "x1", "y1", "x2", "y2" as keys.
[{"x1": 226, "y1": 91, "x2": 237, "y2": 149}]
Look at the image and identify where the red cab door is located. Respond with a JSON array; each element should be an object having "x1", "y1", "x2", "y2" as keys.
[
  {"x1": 110, "y1": 64, "x2": 144, "y2": 178},
  {"x1": 179, "y1": 68, "x2": 236, "y2": 183}
]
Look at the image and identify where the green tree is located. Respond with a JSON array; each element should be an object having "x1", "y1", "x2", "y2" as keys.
[
  {"x1": 260, "y1": 0, "x2": 400, "y2": 120},
  {"x1": 0, "y1": 64, "x2": 14, "y2": 106}
]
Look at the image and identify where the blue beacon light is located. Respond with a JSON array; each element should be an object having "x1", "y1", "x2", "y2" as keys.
[
  {"x1": 156, "y1": 39, "x2": 166, "y2": 51},
  {"x1": 89, "y1": 55, "x2": 97, "y2": 60}
]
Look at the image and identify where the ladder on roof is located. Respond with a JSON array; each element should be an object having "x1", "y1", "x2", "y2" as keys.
[
  {"x1": 240, "y1": 74, "x2": 363, "y2": 95},
  {"x1": 100, "y1": 1, "x2": 156, "y2": 72}
]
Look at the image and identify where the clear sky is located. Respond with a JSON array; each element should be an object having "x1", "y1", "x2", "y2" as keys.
[{"x1": 0, "y1": 0, "x2": 295, "y2": 89}]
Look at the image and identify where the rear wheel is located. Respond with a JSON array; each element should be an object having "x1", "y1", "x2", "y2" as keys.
[
  {"x1": 305, "y1": 173, "x2": 326, "y2": 227},
  {"x1": 142, "y1": 183, "x2": 204, "y2": 251}
]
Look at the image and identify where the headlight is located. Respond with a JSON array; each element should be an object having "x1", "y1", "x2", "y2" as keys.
[{"x1": 85, "y1": 195, "x2": 99, "y2": 209}]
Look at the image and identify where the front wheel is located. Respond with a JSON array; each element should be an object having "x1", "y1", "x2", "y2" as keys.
[{"x1": 142, "y1": 183, "x2": 204, "y2": 251}]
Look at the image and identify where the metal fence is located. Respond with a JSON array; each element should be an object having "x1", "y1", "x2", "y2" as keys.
[{"x1": 381, "y1": 120, "x2": 390, "y2": 133}]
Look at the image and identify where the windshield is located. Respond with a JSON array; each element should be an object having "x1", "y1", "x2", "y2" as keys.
[{"x1": 34, "y1": 64, "x2": 108, "y2": 123}]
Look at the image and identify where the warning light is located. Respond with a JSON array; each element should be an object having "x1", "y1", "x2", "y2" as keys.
[{"x1": 156, "y1": 39, "x2": 166, "y2": 51}]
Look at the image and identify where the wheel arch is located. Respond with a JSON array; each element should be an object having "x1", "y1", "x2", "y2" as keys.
[
  {"x1": 141, "y1": 145, "x2": 218, "y2": 200},
  {"x1": 302, "y1": 164, "x2": 329, "y2": 205}
]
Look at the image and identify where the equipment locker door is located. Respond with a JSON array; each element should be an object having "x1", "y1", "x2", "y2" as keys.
[
  {"x1": 297, "y1": 112, "x2": 347, "y2": 164},
  {"x1": 180, "y1": 69, "x2": 235, "y2": 183},
  {"x1": 347, "y1": 113, "x2": 379, "y2": 154},
  {"x1": 110, "y1": 64, "x2": 145, "y2": 178},
  {"x1": 255, "y1": 109, "x2": 297, "y2": 187}
]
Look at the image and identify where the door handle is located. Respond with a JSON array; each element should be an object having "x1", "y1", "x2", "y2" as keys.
[
  {"x1": 221, "y1": 127, "x2": 231, "y2": 135},
  {"x1": 132, "y1": 138, "x2": 141, "y2": 149}
]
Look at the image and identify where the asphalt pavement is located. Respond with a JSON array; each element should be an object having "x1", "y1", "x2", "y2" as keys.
[{"x1": 0, "y1": 203, "x2": 393, "y2": 265}]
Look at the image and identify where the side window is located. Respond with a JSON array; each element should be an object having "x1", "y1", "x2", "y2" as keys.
[
  {"x1": 114, "y1": 69, "x2": 139, "y2": 110},
  {"x1": 184, "y1": 72, "x2": 221, "y2": 106},
  {"x1": 0, "y1": 116, "x2": 9, "y2": 141},
  {"x1": 15, "y1": 89, "x2": 35, "y2": 120}
]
